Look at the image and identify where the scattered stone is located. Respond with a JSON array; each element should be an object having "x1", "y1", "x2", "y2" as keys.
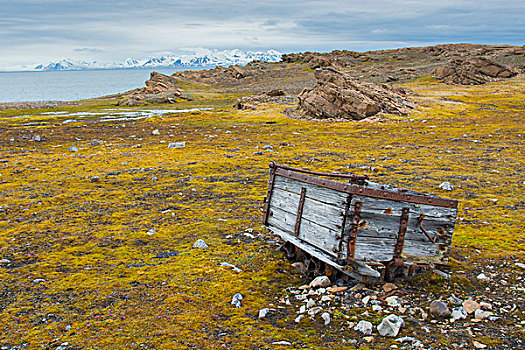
[
  {"x1": 220, "y1": 262, "x2": 242, "y2": 273},
  {"x1": 462, "y1": 300, "x2": 480, "y2": 314},
  {"x1": 451, "y1": 306, "x2": 467, "y2": 321},
  {"x1": 354, "y1": 320, "x2": 373, "y2": 335},
  {"x1": 306, "y1": 299, "x2": 315, "y2": 308},
  {"x1": 362, "y1": 295, "x2": 371, "y2": 307},
  {"x1": 378, "y1": 314, "x2": 405, "y2": 337},
  {"x1": 479, "y1": 301, "x2": 492, "y2": 310},
  {"x1": 472, "y1": 341, "x2": 488, "y2": 349},
  {"x1": 515, "y1": 262, "x2": 525, "y2": 270},
  {"x1": 448, "y1": 294, "x2": 463, "y2": 305},
  {"x1": 294, "y1": 315, "x2": 305, "y2": 323},
  {"x1": 385, "y1": 296, "x2": 401, "y2": 307},
  {"x1": 272, "y1": 341, "x2": 291, "y2": 346},
  {"x1": 363, "y1": 336, "x2": 374, "y2": 343},
  {"x1": 231, "y1": 293, "x2": 243, "y2": 308},
  {"x1": 152, "y1": 129, "x2": 160, "y2": 135},
  {"x1": 90, "y1": 176, "x2": 100, "y2": 183},
  {"x1": 258, "y1": 308, "x2": 275, "y2": 319},
  {"x1": 327, "y1": 286, "x2": 348, "y2": 293},
  {"x1": 309, "y1": 276, "x2": 331, "y2": 288},
  {"x1": 33, "y1": 279, "x2": 46, "y2": 283},
  {"x1": 476, "y1": 273, "x2": 490, "y2": 281},
  {"x1": 168, "y1": 141, "x2": 185, "y2": 148},
  {"x1": 474, "y1": 309, "x2": 492, "y2": 320},
  {"x1": 69, "y1": 146, "x2": 79, "y2": 152},
  {"x1": 34, "y1": 135, "x2": 41, "y2": 142},
  {"x1": 429, "y1": 300, "x2": 451, "y2": 318},
  {"x1": 193, "y1": 239, "x2": 209, "y2": 248},
  {"x1": 91, "y1": 140, "x2": 100, "y2": 146},
  {"x1": 321, "y1": 312, "x2": 331, "y2": 325},
  {"x1": 262, "y1": 145, "x2": 273, "y2": 150},
  {"x1": 439, "y1": 182, "x2": 453, "y2": 191},
  {"x1": 382, "y1": 283, "x2": 398, "y2": 293},
  {"x1": 146, "y1": 228, "x2": 156, "y2": 235},
  {"x1": 308, "y1": 307, "x2": 323, "y2": 316},
  {"x1": 0, "y1": 259, "x2": 10, "y2": 264}
]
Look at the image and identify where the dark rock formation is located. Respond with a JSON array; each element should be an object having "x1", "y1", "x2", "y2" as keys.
[
  {"x1": 118, "y1": 71, "x2": 188, "y2": 106},
  {"x1": 297, "y1": 68, "x2": 414, "y2": 120},
  {"x1": 234, "y1": 90, "x2": 296, "y2": 110},
  {"x1": 432, "y1": 58, "x2": 516, "y2": 85}
]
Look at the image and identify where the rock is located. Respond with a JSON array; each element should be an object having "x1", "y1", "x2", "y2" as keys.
[
  {"x1": 382, "y1": 283, "x2": 398, "y2": 293},
  {"x1": 146, "y1": 228, "x2": 156, "y2": 235},
  {"x1": 321, "y1": 312, "x2": 331, "y2": 325},
  {"x1": 118, "y1": 71, "x2": 188, "y2": 106},
  {"x1": 320, "y1": 295, "x2": 333, "y2": 302},
  {"x1": 90, "y1": 176, "x2": 100, "y2": 183},
  {"x1": 474, "y1": 309, "x2": 492, "y2": 320},
  {"x1": 479, "y1": 301, "x2": 492, "y2": 310},
  {"x1": 385, "y1": 296, "x2": 401, "y2": 307},
  {"x1": 515, "y1": 262, "x2": 525, "y2": 270},
  {"x1": 297, "y1": 68, "x2": 414, "y2": 120},
  {"x1": 91, "y1": 140, "x2": 100, "y2": 146},
  {"x1": 291, "y1": 262, "x2": 306, "y2": 274},
  {"x1": 220, "y1": 262, "x2": 242, "y2": 273},
  {"x1": 451, "y1": 306, "x2": 467, "y2": 321},
  {"x1": 362, "y1": 295, "x2": 371, "y2": 306},
  {"x1": 306, "y1": 299, "x2": 315, "y2": 308},
  {"x1": 69, "y1": 146, "x2": 78, "y2": 152},
  {"x1": 354, "y1": 320, "x2": 373, "y2": 335},
  {"x1": 308, "y1": 307, "x2": 323, "y2": 316},
  {"x1": 231, "y1": 293, "x2": 243, "y2": 308},
  {"x1": 0, "y1": 259, "x2": 10, "y2": 264},
  {"x1": 193, "y1": 239, "x2": 208, "y2": 248},
  {"x1": 462, "y1": 300, "x2": 480, "y2": 314},
  {"x1": 266, "y1": 89, "x2": 285, "y2": 97},
  {"x1": 258, "y1": 308, "x2": 275, "y2": 319},
  {"x1": 272, "y1": 341, "x2": 291, "y2": 346},
  {"x1": 294, "y1": 315, "x2": 305, "y2": 323},
  {"x1": 363, "y1": 336, "x2": 374, "y2": 343},
  {"x1": 378, "y1": 314, "x2": 405, "y2": 337},
  {"x1": 168, "y1": 141, "x2": 185, "y2": 148},
  {"x1": 152, "y1": 129, "x2": 160, "y2": 135},
  {"x1": 439, "y1": 182, "x2": 453, "y2": 191},
  {"x1": 299, "y1": 305, "x2": 306, "y2": 314},
  {"x1": 34, "y1": 135, "x2": 41, "y2": 142},
  {"x1": 432, "y1": 57, "x2": 516, "y2": 85},
  {"x1": 33, "y1": 279, "x2": 46, "y2": 283},
  {"x1": 327, "y1": 286, "x2": 348, "y2": 293},
  {"x1": 309, "y1": 276, "x2": 331, "y2": 288},
  {"x1": 476, "y1": 273, "x2": 490, "y2": 281},
  {"x1": 429, "y1": 301, "x2": 451, "y2": 318},
  {"x1": 472, "y1": 341, "x2": 487, "y2": 349},
  {"x1": 448, "y1": 294, "x2": 463, "y2": 305}
]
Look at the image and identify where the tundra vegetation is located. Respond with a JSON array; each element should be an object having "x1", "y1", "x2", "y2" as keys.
[{"x1": 0, "y1": 45, "x2": 524, "y2": 349}]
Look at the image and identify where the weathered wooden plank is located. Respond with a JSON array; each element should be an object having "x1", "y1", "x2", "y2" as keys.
[
  {"x1": 267, "y1": 206, "x2": 341, "y2": 257},
  {"x1": 273, "y1": 175, "x2": 348, "y2": 207},
  {"x1": 270, "y1": 187, "x2": 345, "y2": 232},
  {"x1": 267, "y1": 225, "x2": 381, "y2": 279}
]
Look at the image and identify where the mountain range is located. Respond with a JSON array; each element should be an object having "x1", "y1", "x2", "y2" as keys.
[{"x1": 33, "y1": 49, "x2": 282, "y2": 71}]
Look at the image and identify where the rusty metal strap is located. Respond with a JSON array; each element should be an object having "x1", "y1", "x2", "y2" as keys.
[
  {"x1": 270, "y1": 161, "x2": 369, "y2": 181},
  {"x1": 294, "y1": 187, "x2": 307, "y2": 236},
  {"x1": 348, "y1": 201, "x2": 362, "y2": 259},
  {"x1": 394, "y1": 207, "x2": 410, "y2": 257},
  {"x1": 274, "y1": 167, "x2": 458, "y2": 209}
]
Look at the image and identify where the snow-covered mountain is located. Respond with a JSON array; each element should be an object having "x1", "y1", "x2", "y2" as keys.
[{"x1": 34, "y1": 49, "x2": 282, "y2": 71}]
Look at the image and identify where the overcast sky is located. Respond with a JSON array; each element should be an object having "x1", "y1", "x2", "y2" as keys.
[{"x1": 1, "y1": 0, "x2": 523, "y2": 69}]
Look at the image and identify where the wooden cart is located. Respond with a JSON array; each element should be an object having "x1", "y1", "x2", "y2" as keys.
[{"x1": 262, "y1": 162, "x2": 458, "y2": 282}]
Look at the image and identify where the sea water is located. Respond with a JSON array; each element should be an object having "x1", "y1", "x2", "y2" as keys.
[{"x1": 0, "y1": 68, "x2": 197, "y2": 103}]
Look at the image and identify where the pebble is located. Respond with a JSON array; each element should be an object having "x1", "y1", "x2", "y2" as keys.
[
  {"x1": 462, "y1": 300, "x2": 480, "y2": 314},
  {"x1": 451, "y1": 306, "x2": 467, "y2": 321},
  {"x1": 321, "y1": 312, "x2": 331, "y2": 325},
  {"x1": 439, "y1": 182, "x2": 454, "y2": 191},
  {"x1": 34, "y1": 135, "x2": 41, "y2": 142},
  {"x1": 479, "y1": 301, "x2": 492, "y2": 310},
  {"x1": 382, "y1": 283, "x2": 398, "y2": 293},
  {"x1": 308, "y1": 306, "x2": 323, "y2": 316},
  {"x1": 258, "y1": 308, "x2": 275, "y2": 319},
  {"x1": 152, "y1": 129, "x2": 160, "y2": 135},
  {"x1": 309, "y1": 276, "x2": 331, "y2": 288},
  {"x1": 262, "y1": 145, "x2": 273, "y2": 150},
  {"x1": 474, "y1": 309, "x2": 492, "y2": 320},
  {"x1": 193, "y1": 239, "x2": 208, "y2": 248},
  {"x1": 92, "y1": 140, "x2": 100, "y2": 146},
  {"x1": 515, "y1": 262, "x2": 525, "y2": 270},
  {"x1": 306, "y1": 299, "x2": 315, "y2": 308},
  {"x1": 33, "y1": 279, "x2": 46, "y2": 283},
  {"x1": 363, "y1": 336, "x2": 374, "y2": 343},
  {"x1": 146, "y1": 228, "x2": 156, "y2": 235},
  {"x1": 476, "y1": 273, "x2": 490, "y2": 281},
  {"x1": 472, "y1": 341, "x2": 487, "y2": 349},
  {"x1": 378, "y1": 314, "x2": 405, "y2": 337},
  {"x1": 327, "y1": 286, "x2": 348, "y2": 293},
  {"x1": 385, "y1": 296, "x2": 401, "y2": 307},
  {"x1": 0, "y1": 259, "x2": 10, "y2": 264},
  {"x1": 69, "y1": 146, "x2": 78, "y2": 152},
  {"x1": 362, "y1": 295, "x2": 371, "y2": 306},
  {"x1": 220, "y1": 262, "x2": 242, "y2": 273},
  {"x1": 429, "y1": 300, "x2": 451, "y2": 318},
  {"x1": 354, "y1": 320, "x2": 373, "y2": 334},
  {"x1": 168, "y1": 141, "x2": 185, "y2": 148},
  {"x1": 294, "y1": 315, "x2": 305, "y2": 323},
  {"x1": 231, "y1": 293, "x2": 243, "y2": 308},
  {"x1": 272, "y1": 341, "x2": 291, "y2": 345}
]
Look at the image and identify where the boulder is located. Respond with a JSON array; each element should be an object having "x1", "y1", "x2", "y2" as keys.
[
  {"x1": 429, "y1": 300, "x2": 451, "y2": 318},
  {"x1": 432, "y1": 57, "x2": 516, "y2": 85},
  {"x1": 297, "y1": 68, "x2": 414, "y2": 120},
  {"x1": 378, "y1": 314, "x2": 405, "y2": 337}
]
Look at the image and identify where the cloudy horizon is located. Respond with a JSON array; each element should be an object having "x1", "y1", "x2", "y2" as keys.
[{"x1": 1, "y1": 0, "x2": 524, "y2": 70}]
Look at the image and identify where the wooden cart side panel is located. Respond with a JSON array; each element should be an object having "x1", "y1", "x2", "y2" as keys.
[{"x1": 273, "y1": 175, "x2": 348, "y2": 207}]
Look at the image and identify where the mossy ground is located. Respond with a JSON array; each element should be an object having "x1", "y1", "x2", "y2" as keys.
[{"x1": 0, "y1": 77, "x2": 524, "y2": 349}]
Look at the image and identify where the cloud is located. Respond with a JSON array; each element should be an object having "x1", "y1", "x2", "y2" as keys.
[{"x1": 0, "y1": 0, "x2": 523, "y2": 67}]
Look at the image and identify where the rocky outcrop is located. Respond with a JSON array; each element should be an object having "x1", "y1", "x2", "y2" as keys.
[
  {"x1": 282, "y1": 53, "x2": 348, "y2": 69},
  {"x1": 432, "y1": 58, "x2": 516, "y2": 85},
  {"x1": 118, "y1": 71, "x2": 188, "y2": 106},
  {"x1": 297, "y1": 68, "x2": 414, "y2": 120},
  {"x1": 234, "y1": 89, "x2": 296, "y2": 110}
]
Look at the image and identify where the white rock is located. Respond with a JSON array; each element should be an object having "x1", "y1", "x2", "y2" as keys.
[
  {"x1": 308, "y1": 306, "x2": 323, "y2": 316},
  {"x1": 220, "y1": 262, "x2": 242, "y2": 273},
  {"x1": 146, "y1": 228, "x2": 156, "y2": 235},
  {"x1": 515, "y1": 262, "x2": 525, "y2": 270},
  {"x1": 474, "y1": 309, "x2": 492, "y2": 320},
  {"x1": 231, "y1": 293, "x2": 243, "y2": 308},
  {"x1": 33, "y1": 279, "x2": 46, "y2": 283},
  {"x1": 258, "y1": 308, "x2": 275, "y2": 319},
  {"x1": 439, "y1": 182, "x2": 453, "y2": 191},
  {"x1": 69, "y1": 146, "x2": 78, "y2": 152},
  {"x1": 272, "y1": 341, "x2": 291, "y2": 345},
  {"x1": 378, "y1": 314, "x2": 405, "y2": 337},
  {"x1": 0, "y1": 259, "x2": 10, "y2": 264},
  {"x1": 476, "y1": 273, "x2": 490, "y2": 281},
  {"x1": 479, "y1": 302, "x2": 492, "y2": 310},
  {"x1": 294, "y1": 315, "x2": 305, "y2": 323},
  {"x1": 309, "y1": 276, "x2": 331, "y2": 288},
  {"x1": 168, "y1": 141, "x2": 185, "y2": 148},
  {"x1": 321, "y1": 295, "x2": 332, "y2": 302},
  {"x1": 451, "y1": 306, "x2": 467, "y2": 322},
  {"x1": 152, "y1": 129, "x2": 160, "y2": 135},
  {"x1": 193, "y1": 239, "x2": 208, "y2": 248},
  {"x1": 362, "y1": 295, "x2": 371, "y2": 307},
  {"x1": 321, "y1": 312, "x2": 331, "y2": 325},
  {"x1": 306, "y1": 299, "x2": 315, "y2": 308},
  {"x1": 372, "y1": 305, "x2": 383, "y2": 312},
  {"x1": 34, "y1": 135, "x2": 42, "y2": 142},
  {"x1": 385, "y1": 296, "x2": 401, "y2": 307},
  {"x1": 354, "y1": 320, "x2": 373, "y2": 335},
  {"x1": 299, "y1": 305, "x2": 306, "y2": 314}
]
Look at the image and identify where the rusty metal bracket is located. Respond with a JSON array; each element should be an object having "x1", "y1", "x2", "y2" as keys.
[
  {"x1": 269, "y1": 161, "x2": 369, "y2": 181},
  {"x1": 418, "y1": 214, "x2": 439, "y2": 243},
  {"x1": 262, "y1": 164, "x2": 277, "y2": 225},
  {"x1": 394, "y1": 207, "x2": 410, "y2": 257},
  {"x1": 294, "y1": 187, "x2": 307, "y2": 236},
  {"x1": 347, "y1": 201, "x2": 363, "y2": 259}
]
